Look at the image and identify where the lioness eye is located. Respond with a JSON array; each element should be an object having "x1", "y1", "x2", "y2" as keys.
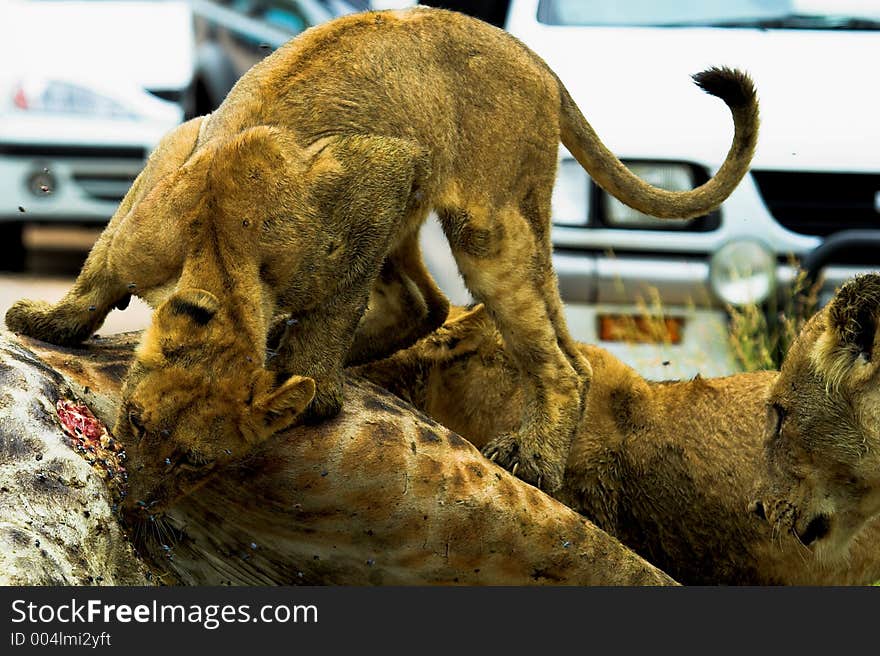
[
  {"x1": 771, "y1": 403, "x2": 786, "y2": 436},
  {"x1": 184, "y1": 451, "x2": 204, "y2": 466},
  {"x1": 178, "y1": 451, "x2": 212, "y2": 471}
]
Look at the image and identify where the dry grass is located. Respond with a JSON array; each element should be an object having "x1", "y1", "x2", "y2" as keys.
[
  {"x1": 601, "y1": 286, "x2": 685, "y2": 346},
  {"x1": 595, "y1": 250, "x2": 821, "y2": 374},
  {"x1": 727, "y1": 265, "x2": 822, "y2": 372}
]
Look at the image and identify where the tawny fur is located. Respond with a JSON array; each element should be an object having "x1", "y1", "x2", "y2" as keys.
[
  {"x1": 4, "y1": 7, "x2": 758, "y2": 508},
  {"x1": 755, "y1": 274, "x2": 880, "y2": 564},
  {"x1": 354, "y1": 305, "x2": 880, "y2": 585}
]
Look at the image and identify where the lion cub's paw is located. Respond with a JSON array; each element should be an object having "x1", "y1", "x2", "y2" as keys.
[
  {"x1": 5, "y1": 299, "x2": 47, "y2": 333},
  {"x1": 5, "y1": 299, "x2": 85, "y2": 345},
  {"x1": 301, "y1": 379, "x2": 344, "y2": 425},
  {"x1": 481, "y1": 432, "x2": 565, "y2": 492}
]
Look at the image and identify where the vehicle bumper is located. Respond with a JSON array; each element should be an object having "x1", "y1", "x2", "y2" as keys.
[
  {"x1": 0, "y1": 151, "x2": 145, "y2": 223},
  {"x1": 554, "y1": 250, "x2": 872, "y2": 379},
  {"x1": 0, "y1": 113, "x2": 177, "y2": 223},
  {"x1": 554, "y1": 250, "x2": 868, "y2": 308},
  {"x1": 561, "y1": 301, "x2": 737, "y2": 380}
]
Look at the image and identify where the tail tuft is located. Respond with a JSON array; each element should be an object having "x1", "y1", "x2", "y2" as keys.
[{"x1": 692, "y1": 66, "x2": 756, "y2": 108}]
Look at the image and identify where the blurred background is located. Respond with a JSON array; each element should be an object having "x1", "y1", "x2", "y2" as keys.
[{"x1": 2, "y1": 0, "x2": 878, "y2": 378}]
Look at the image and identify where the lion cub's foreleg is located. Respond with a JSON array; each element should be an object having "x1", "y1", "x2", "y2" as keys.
[
  {"x1": 346, "y1": 233, "x2": 450, "y2": 366},
  {"x1": 6, "y1": 116, "x2": 204, "y2": 345},
  {"x1": 439, "y1": 203, "x2": 592, "y2": 492},
  {"x1": 271, "y1": 282, "x2": 373, "y2": 422},
  {"x1": 5, "y1": 229, "x2": 132, "y2": 345}
]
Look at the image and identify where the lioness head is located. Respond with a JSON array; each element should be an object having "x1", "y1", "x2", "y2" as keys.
[
  {"x1": 118, "y1": 287, "x2": 315, "y2": 518},
  {"x1": 753, "y1": 274, "x2": 880, "y2": 560}
]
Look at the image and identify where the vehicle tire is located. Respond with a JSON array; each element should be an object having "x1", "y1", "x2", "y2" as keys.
[{"x1": 0, "y1": 222, "x2": 26, "y2": 272}]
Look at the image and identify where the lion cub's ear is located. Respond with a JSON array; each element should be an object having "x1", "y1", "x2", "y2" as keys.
[
  {"x1": 813, "y1": 274, "x2": 880, "y2": 388},
  {"x1": 141, "y1": 289, "x2": 222, "y2": 361},
  {"x1": 156, "y1": 289, "x2": 221, "y2": 331},
  {"x1": 247, "y1": 371, "x2": 316, "y2": 438}
]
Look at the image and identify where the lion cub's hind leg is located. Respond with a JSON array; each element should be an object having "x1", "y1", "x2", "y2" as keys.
[{"x1": 439, "y1": 202, "x2": 592, "y2": 492}]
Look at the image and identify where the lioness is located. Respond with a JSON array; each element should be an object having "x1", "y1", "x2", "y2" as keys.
[
  {"x1": 5, "y1": 7, "x2": 758, "y2": 511},
  {"x1": 355, "y1": 305, "x2": 880, "y2": 584},
  {"x1": 753, "y1": 273, "x2": 880, "y2": 565}
]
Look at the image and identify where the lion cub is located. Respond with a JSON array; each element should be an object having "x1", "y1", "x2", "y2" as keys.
[
  {"x1": 5, "y1": 7, "x2": 758, "y2": 511},
  {"x1": 753, "y1": 273, "x2": 880, "y2": 564}
]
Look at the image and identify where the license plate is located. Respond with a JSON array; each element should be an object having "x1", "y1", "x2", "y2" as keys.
[{"x1": 597, "y1": 314, "x2": 684, "y2": 345}]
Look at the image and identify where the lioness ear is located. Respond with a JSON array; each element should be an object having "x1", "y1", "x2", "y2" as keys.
[
  {"x1": 826, "y1": 274, "x2": 880, "y2": 358},
  {"x1": 251, "y1": 374, "x2": 316, "y2": 436},
  {"x1": 421, "y1": 304, "x2": 494, "y2": 360},
  {"x1": 446, "y1": 303, "x2": 490, "y2": 332},
  {"x1": 157, "y1": 289, "x2": 221, "y2": 329},
  {"x1": 305, "y1": 135, "x2": 429, "y2": 234},
  {"x1": 813, "y1": 274, "x2": 880, "y2": 386}
]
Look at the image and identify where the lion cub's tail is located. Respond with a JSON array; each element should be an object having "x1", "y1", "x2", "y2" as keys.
[{"x1": 558, "y1": 67, "x2": 759, "y2": 219}]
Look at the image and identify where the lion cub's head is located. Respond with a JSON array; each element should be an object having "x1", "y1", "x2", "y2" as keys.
[
  {"x1": 753, "y1": 274, "x2": 880, "y2": 561},
  {"x1": 118, "y1": 288, "x2": 314, "y2": 518}
]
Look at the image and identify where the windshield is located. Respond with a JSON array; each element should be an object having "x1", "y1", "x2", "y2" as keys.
[{"x1": 537, "y1": 0, "x2": 880, "y2": 29}]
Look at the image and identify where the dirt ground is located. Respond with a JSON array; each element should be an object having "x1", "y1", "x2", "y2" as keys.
[{"x1": 0, "y1": 226, "x2": 152, "y2": 336}]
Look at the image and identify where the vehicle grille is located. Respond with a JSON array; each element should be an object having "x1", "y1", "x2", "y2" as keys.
[
  {"x1": 72, "y1": 171, "x2": 140, "y2": 202},
  {"x1": 62, "y1": 152, "x2": 144, "y2": 203},
  {"x1": 753, "y1": 171, "x2": 880, "y2": 236}
]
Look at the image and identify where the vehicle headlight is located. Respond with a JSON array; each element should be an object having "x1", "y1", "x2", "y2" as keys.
[
  {"x1": 710, "y1": 240, "x2": 776, "y2": 306},
  {"x1": 604, "y1": 162, "x2": 696, "y2": 228},
  {"x1": 13, "y1": 79, "x2": 135, "y2": 119},
  {"x1": 551, "y1": 157, "x2": 590, "y2": 226}
]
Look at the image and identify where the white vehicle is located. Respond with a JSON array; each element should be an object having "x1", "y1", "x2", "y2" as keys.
[
  {"x1": 424, "y1": 0, "x2": 880, "y2": 379},
  {"x1": 0, "y1": 0, "x2": 194, "y2": 270}
]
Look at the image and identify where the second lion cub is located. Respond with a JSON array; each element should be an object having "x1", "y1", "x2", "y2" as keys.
[{"x1": 6, "y1": 8, "x2": 758, "y2": 507}]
